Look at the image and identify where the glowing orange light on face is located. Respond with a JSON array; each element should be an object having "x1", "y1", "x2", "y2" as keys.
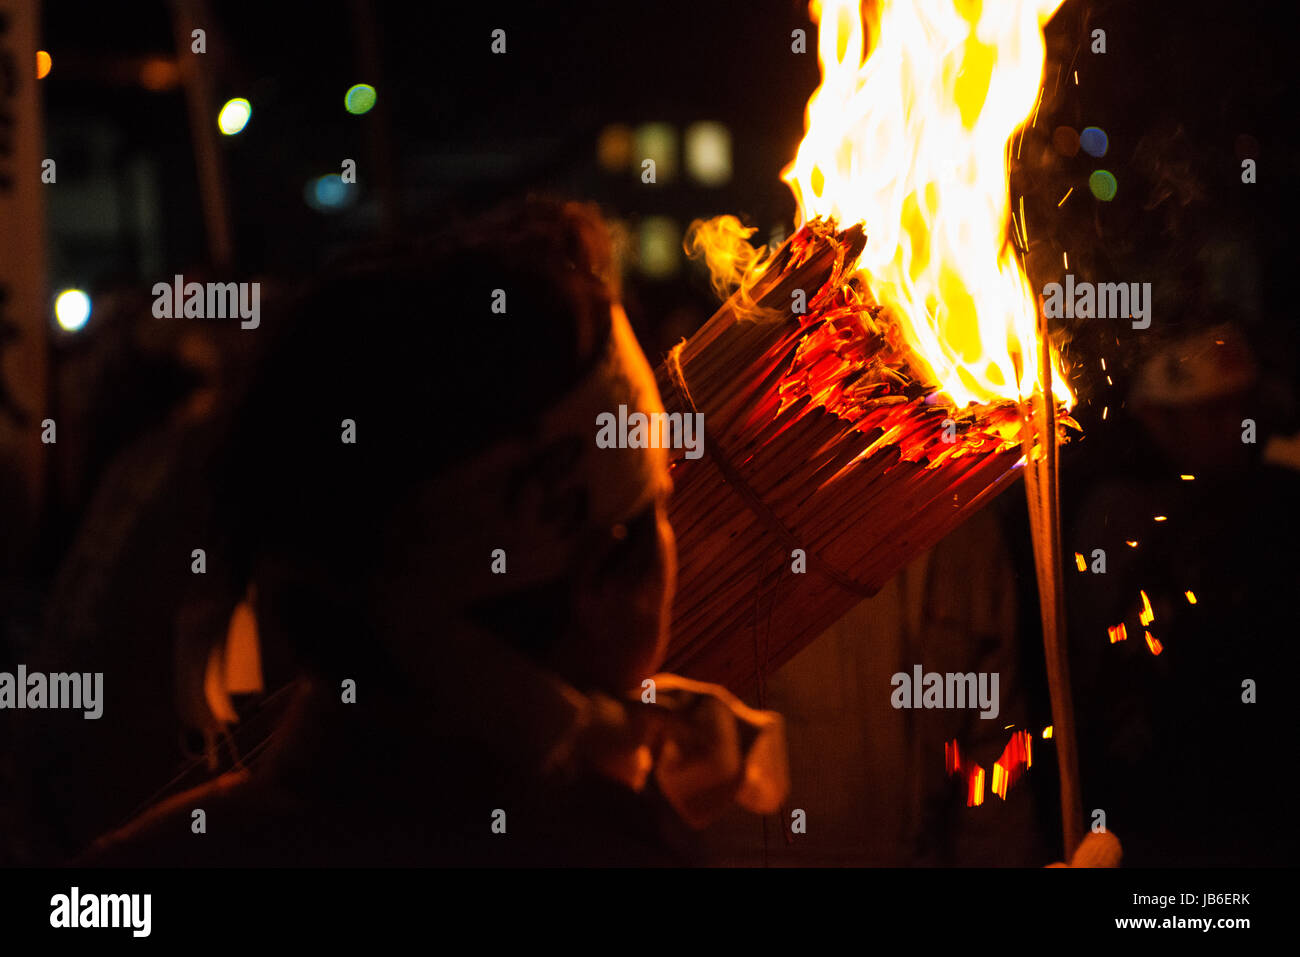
[{"x1": 783, "y1": 0, "x2": 1070, "y2": 409}]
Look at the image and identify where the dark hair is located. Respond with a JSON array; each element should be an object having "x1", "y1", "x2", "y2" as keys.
[{"x1": 210, "y1": 198, "x2": 619, "y2": 678}]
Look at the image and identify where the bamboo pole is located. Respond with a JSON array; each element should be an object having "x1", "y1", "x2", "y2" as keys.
[
  {"x1": 170, "y1": 0, "x2": 234, "y2": 269},
  {"x1": 1022, "y1": 308, "x2": 1083, "y2": 860}
]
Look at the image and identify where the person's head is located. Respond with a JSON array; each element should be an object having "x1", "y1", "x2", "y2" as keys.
[
  {"x1": 218, "y1": 199, "x2": 676, "y2": 697},
  {"x1": 1131, "y1": 323, "x2": 1258, "y2": 476}
]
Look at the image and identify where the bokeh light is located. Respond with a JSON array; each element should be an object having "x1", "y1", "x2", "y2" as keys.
[
  {"x1": 54, "y1": 289, "x2": 91, "y2": 332},
  {"x1": 638, "y1": 216, "x2": 681, "y2": 277},
  {"x1": 344, "y1": 84, "x2": 377, "y2": 115},
  {"x1": 1088, "y1": 169, "x2": 1118, "y2": 202},
  {"x1": 140, "y1": 58, "x2": 180, "y2": 91},
  {"x1": 634, "y1": 123, "x2": 677, "y2": 182},
  {"x1": 596, "y1": 124, "x2": 634, "y2": 172},
  {"x1": 1080, "y1": 126, "x2": 1108, "y2": 157},
  {"x1": 304, "y1": 174, "x2": 355, "y2": 211},
  {"x1": 36, "y1": 51, "x2": 52, "y2": 79},
  {"x1": 1052, "y1": 125, "x2": 1079, "y2": 157},
  {"x1": 684, "y1": 122, "x2": 732, "y2": 186},
  {"x1": 218, "y1": 98, "x2": 252, "y2": 135}
]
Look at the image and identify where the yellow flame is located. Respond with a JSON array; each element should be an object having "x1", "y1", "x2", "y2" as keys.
[
  {"x1": 783, "y1": 0, "x2": 1070, "y2": 408},
  {"x1": 683, "y1": 215, "x2": 771, "y2": 303}
]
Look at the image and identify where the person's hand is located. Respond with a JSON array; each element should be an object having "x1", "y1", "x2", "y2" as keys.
[{"x1": 1046, "y1": 830, "x2": 1122, "y2": 867}]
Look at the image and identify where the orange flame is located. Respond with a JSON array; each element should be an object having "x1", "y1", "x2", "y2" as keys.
[
  {"x1": 683, "y1": 215, "x2": 773, "y2": 305},
  {"x1": 783, "y1": 0, "x2": 1070, "y2": 408},
  {"x1": 1108, "y1": 622, "x2": 1127, "y2": 644},
  {"x1": 1144, "y1": 630, "x2": 1163, "y2": 656}
]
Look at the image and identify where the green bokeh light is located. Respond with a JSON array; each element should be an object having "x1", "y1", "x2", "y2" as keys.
[
  {"x1": 1088, "y1": 169, "x2": 1117, "y2": 202},
  {"x1": 344, "y1": 84, "x2": 377, "y2": 115}
]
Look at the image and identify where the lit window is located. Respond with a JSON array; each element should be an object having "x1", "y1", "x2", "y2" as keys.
[
  {"x1": 685, "y1": 122, "x2": 731, "y2": 186},
  {"x1": 597, "y1": 124, "x2": 634, "y2": 173},
  {"x1": 635, "y1": 123, "x2": 677, "y2": 182},
  {"x1": 638, "y1": 217, "x2": 680, "y2": 278}
]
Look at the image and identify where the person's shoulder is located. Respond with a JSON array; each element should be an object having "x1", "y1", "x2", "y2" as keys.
[
  {"x1": 80, "y1": 769, "x2": 302, "y2": 867},
  {"x1": 81, "y1": 748, "x2": 693, "y2": 867}
]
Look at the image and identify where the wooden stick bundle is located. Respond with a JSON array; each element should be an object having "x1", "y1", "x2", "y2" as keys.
[{"x1": 656, "y1": 219, "x2": 1028, "y2": 695}]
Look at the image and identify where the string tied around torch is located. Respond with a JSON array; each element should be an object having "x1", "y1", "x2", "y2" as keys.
[{"x1": 664, "y1": 343, "x2": 878, "y2": 602}]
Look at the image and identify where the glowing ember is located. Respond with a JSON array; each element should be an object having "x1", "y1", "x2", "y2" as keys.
[
  {"x1": 1126, "y1": 540, "x2": 1138, "y2": 548},
  {"x1": 1074, "y1": 552, "x2": 1086, "y2": 571},
  {"x1": 948, "y1": 729, "x2": 1040, "y2": 806},
  {"x1": 1138, "y1": 590, "x2": 1154, "y2": 627},
  {"x1": 1108, "y1": 623, "x2": 1128, "y2": 644},
  {"x1": 992, "y1": 730, "x2": 1033, "y2": 799},
  {"x1": 945, "y1": 739, "x2": 962, "y2": 775},
  {"x1": 1042, "y1": 725, "x2": 1053, "y2": 739},
  {"x1": 782, "y1": 0, "x2": 1070, "y2": 409},
  {"x1": 1144, "y1": 631, "x2": 1163, "y2": 656},
  {"x1": 1185, "y1": 590, "x2": 1198, "y2": 604},
  {"x1": 968, "y1": 765, "x2": 986, "y2": 807},
  {"x1": 990, "y1": 763, "x2": 1007, "y2": 800}
]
